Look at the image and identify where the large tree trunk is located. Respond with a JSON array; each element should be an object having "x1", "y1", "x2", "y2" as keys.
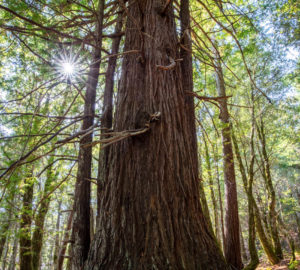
[
  {"x1": 20, "y1": 172, "x2": 34, "y2": 270},
  {"x1": 71, "y1": 0, "x2": 105, "y2": 268},
  {"x1": 256, "y1": 118, "x2": 283, "y2": 260},
  {"x1": 214, "y1": 47, "x2": 242, "y2": 269},
  {"x1": 85, "y1": 1, "x2": 227, "y2": 269}
]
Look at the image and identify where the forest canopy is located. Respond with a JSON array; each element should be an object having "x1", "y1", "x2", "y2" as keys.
[{"x1": 0, "y1": 0, "x2": 299, "y2": 269}]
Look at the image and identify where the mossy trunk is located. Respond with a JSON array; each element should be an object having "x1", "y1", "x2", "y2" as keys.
[
  {"x1": 232, "y1": 124, "x2": 258, "y2": 270},
  {"x1": 0, "y1": 208, "x2": 12, "y2": 259},
  {"x1": 277, "y1": 211, "x2": 296, "y2": 261},
  {"x1": 213, "y1": 145, "x2": 225, "y2": 249},
  {"x1": 204, "y1": 138, "x2": 220, "y2": 240},
  {"x1": 53, "y1": 201, "x2": 62, "y2": 268},
  {"x1": 8, "y1": 222, "x2": 18, "y2": 270},
  {"x1": 239, "y1": 223, "x2": 248, "y2": 263},
  {"x1": 20, "y1": 172, "x2": 34, "y2": 270},
  {"x1": 256, "y1": 118, "x2": 283, "y2": 260},
  {"x1": 232, "y1": 115, "x2": 279, "y2": 265},
  {"x1": 32, "y1": 164, "x2": 54, "y2": 270},
  {"x1": 253, "y1": 200, "x2": 280, "y2": 265}
]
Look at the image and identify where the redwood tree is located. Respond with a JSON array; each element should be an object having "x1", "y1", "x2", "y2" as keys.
[
  {"x1": 71, "y1": 0, "x2": 105, "y2": 268},
  {"x1": 213, "y1": 46, "x2": 242, "y2": 269},
  {"x1": 85, "y1": 0, "x2": 227, "y2": 269}
]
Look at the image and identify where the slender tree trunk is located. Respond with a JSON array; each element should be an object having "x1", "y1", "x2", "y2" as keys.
[
  {"x1": 58, "y1": 211, "x2": 73, "y2": 270},
  {"x1": 90, "y1": 207, "x2": 94, "y2": 241},
  {"x1": 85, "y1": 1, "x2": 227, "y2": 269},
  {"x1": 181, "y1": 0, "x2": 217, "y2": 244},
  {"x1": 257, "y1": 195, "x2": 272, "y2": 240},
  {"x1": 245, "y1": 103, "x2": 259, "y2": 270},
  {"x1": 1, "y1": 238, "x2": 9, "y2": 270},
  {"x1": 232, "y1": 126, "x2": 259, "y2": 270},
  {"x1": 0, "y1": 208, "x2": 12, "y2": 259},
  {"x1": 97, "y1": 10, "x2": 123, "y2": 220},
  {"x1": 232, "y1": 118, "x2": 279, "y2": 265},
  {"x1": 32, "y1": 164, "x2": 54, "y2": 270},
  {"x1": 53, "y1": 201, "x2": 62, "y2": 269},
  {"x1": 20, "y1": 171, "x2": 34, "y2": 270},
  {"x1": 204, "y1": 139, "x2": 220, "y2": 240},
  {"x1": 239, "y1": 223, "x2": 248, "y2": 263},
  {"x1": 8, "y1": 222, "x2": 18, "y2": 270},
  {"x1": 198, "y1": 164, "x2": 214, "y2": 235},
  {"x1": 71, "y1": 0, "x2": 105, "y2": 268},
  {"x1": 253, "y1": 199, "x2": 280, "y2": 264},
  {"x1": 180, "y1": 0, "x2": 197, "y2": 161},
  {"x1": 198, "y1": 140, "x2": 214, "y2": 235},
  {"x1": 291, "y1": 190, "x2": 300, "y2": 242},
  {"x1": 277, "y1": 214, "x2": 296, "y2": 261},
  {"x1": 277, "y1": 193, "x2": 296, "y2": 261},
  {"x1": 245, "y1": 193, "x2": 259, "y2": 270},
  {"x1": 256, "y1": 118, "x2": 283, "y2": 260},
  {"x1": 214, "y1": 46, "x2": 242, "y2": 269},
  {"x1": 294, "y1": 212, "x2": 300, "y2": 243},
  {"x1": 213, "y1": 145, "x2": 225, "y2": 249},
  {"x1": 180, "y1": 0, "x2": 215, "y2": 240}
]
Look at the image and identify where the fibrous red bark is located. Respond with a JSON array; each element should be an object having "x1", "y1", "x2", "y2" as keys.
[
  {"x1": 213, "y1": 46, "x2": 242, "y2": 269},
  {"x1": 97, "y1": 10, "x2": 123, "y2": 220},
  {"x1": 71, "y1": 0, "x2": 105, "y2": 268},
  {"x1": 85, "y1": 1, "x2": 227, "y2": 269}
]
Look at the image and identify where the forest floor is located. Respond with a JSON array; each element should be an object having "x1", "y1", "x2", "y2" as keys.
[{"x1": 257, "y1": 254, "x2": 300, "y2": 269}]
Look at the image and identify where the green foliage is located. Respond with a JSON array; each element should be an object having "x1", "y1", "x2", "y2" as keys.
[
  {"x1": 288, "y1": 259, "x2": 299, "y2": 270},
  {"x1": 0, "y1": 0, "x2": 298, "y2": 267}
]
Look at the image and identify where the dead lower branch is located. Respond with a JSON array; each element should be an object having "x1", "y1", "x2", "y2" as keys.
[
  {"x1": 86, "y1": 112, "x2": 161, "y2": 148},
  {"x1": 156, "y1": 57, "x2": 176, "y2": 70},
  {"x1": 185, "y1": 91, "x2": 232, "y2": 101}
]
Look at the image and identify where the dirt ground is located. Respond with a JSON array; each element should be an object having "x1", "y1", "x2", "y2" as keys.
[{"x1": 257, "y1": 254, "x2": 300, "y2": 270}]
